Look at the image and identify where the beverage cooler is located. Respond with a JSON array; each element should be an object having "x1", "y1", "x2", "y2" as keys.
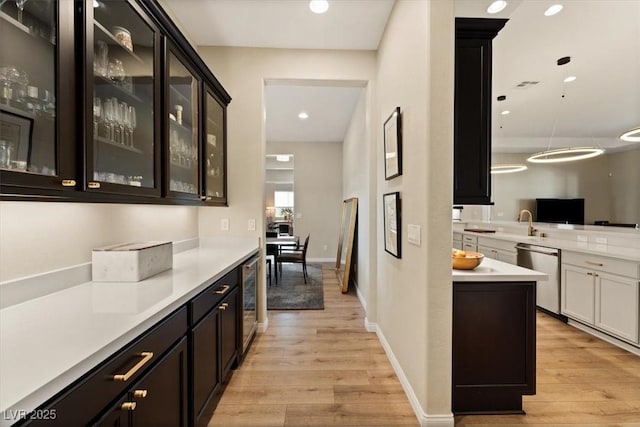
[{"x1": 241, "y1": 255, "x2": 259, "y2": 355}]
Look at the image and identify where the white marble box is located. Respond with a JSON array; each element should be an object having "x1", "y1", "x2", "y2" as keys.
[{"x1": 92, "y1": 242, "x2": 173, "y2": 282}]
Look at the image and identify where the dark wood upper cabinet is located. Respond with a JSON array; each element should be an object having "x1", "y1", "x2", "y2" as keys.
[
  {"x1": 0, "y1": 0, "x2": 231, "y2": 205},
  {"x1": 454, "y1": 18, "x2": 507, "y2": 205}
]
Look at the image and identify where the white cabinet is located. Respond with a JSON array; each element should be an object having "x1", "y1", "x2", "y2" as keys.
[
  {"x1": 562, "y1": 251, "x2": 639, "y2": 345},
  {"x1": 561, "y1": 264, "x2": 596, "y2": 324},
  {"x1": 462, "y1": 234, "x2": 477, "y2": 252},
  {"x1": 453, "y1": 232, "x2": 463, "y2": 250},
  {"x1": 478, "y1": 236, "x2": 517, "y2": 265},
  {"x1": 596, "y1": 272, "x2": 639, "y2": 343}
]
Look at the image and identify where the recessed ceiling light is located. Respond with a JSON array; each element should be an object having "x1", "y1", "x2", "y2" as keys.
[
  {"x1": 620, "y1": 127, "x2": 640, "y2": 142},
  {"x1": 276, "y1": 155, "x2": 290, "y2": 162},
  {"x1": 564, "y1": 75, "x2": 577, "y2": 83},
  {"x1": 309, "y1": 0, "x2": 329, "y2": 14},
  {"x1": 501, "y1": 110, "x2": 511, "y2": 115},
  {"x1": 298, "y1": 112, "x2": 309, "y2": 120},
  {"x1": 544, "y1": 4, "x2": 563, "y2": 16},
  {"x1": 486, "y1": 0, "x2": 508, "y2": 14}
]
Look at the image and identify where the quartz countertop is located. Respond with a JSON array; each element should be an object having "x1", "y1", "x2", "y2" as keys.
[
  {"x1": 452, "y1": 257, "x2": 548, "y2": 282},
  {"x1": 454, "y1": 227, "x2": 640, "y2": 262},
  {"x1": 0, "y1": 237, "x2": 259, "y2": 426}
]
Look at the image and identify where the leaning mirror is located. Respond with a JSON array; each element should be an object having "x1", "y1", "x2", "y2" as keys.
[{"x1": 336, "y1": 198, "x2": 357, "y2": 293}]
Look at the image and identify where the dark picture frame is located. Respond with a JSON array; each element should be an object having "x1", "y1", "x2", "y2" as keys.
[
  {"x1": 383, "y1": 106, "x2": 402, "y2": 180},
  {"x1": 0, "y1": 109, "x2": 33, "y2": 170},
  {"x1": 383, "y1": 191, "x2": 401, "y2": 258}
]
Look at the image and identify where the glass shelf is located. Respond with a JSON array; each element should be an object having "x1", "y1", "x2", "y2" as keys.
[
  {"x1": 95, "y1": 136, "x2": 143, "y2": 154},
  {"x1": 94, "y1": 20, "x2": 144, "y2": 64}
]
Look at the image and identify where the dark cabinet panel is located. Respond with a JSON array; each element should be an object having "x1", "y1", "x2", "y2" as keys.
[
  {"x1": 454, "y1": 18, "x2": 507, "y2": 205},
  {"x1": 220, "y1": 288, "x2": 239, "y2": 377},
  {"x1": 202, "y1": 87, "x2": 227, "y2": 205},
  {"x1": 452, "y1": 281, "x2": 536, "y2": 414},
  {"x1": 191, "y1": 306, "x2": 220, "y2": 425},
  {"x1": 93, "y1": 397, "x2": 133, "y2": 427},
  {"x1": 130, "y1": 337, "x2": 188, "y2": 427}
]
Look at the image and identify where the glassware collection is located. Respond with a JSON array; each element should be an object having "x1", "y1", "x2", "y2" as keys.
[{"x1": 93, "y1": 96, "x2": 137, "y2": 148}]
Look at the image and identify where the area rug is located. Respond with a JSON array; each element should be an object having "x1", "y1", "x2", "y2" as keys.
[{"x1": 267, "y1": 263, "x2": 324, "y2": 310}]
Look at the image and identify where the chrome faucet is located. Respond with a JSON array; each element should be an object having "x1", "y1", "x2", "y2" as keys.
[{"x1": 518, "y1": 209, "x2": 537, "y2": 236}]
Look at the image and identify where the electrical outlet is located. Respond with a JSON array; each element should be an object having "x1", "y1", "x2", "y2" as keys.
[
  {"x1": 408, "y1": 224, "x2": 421, "y2": 246},
  {"x1": 220, "y1": 218, "x2": 229, "y2": 231},
  {"x1": 248, "y1": 219, "x2": 256, "y2": 231}
]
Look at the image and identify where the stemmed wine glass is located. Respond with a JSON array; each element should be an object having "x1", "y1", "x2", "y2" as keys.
[
  {"x1": 128, "y1": 106, "x2": 137, "y2": 148},
  {"x1": 93, "y1": 96, "x2": 102, "y2": 139},
  {"x1": 15, "y1": 0, "x2": 27, "y2": 24}
]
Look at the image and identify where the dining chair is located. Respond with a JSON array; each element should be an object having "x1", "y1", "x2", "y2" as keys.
[
  {"x1": 266, "y1": 231, "x2": 278, "y2": 238},
  {"x1": 278, "y1": 234, "x2": 310, "y2": 284},
  {"x1": 277, "y1": 223, "x2": 290, "y2": 236},
  {"x1": 266, "y1": 243, "x2": 279, "y2": 285}
]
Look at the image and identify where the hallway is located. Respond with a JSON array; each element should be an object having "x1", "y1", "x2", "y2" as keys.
[{"x1": 208, "y1": 263, "x2": 417, "y2": 426}]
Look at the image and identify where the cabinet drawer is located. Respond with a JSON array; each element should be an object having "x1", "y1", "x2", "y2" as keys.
[
  {"x1": 463, "y1": 235, "x2": 478, "y2": 244},
  {"x1": 563, "y1": 251, "x2": 639, "y2": 279},
  {"x1": 191, "y1": 268, "x2": 238, "y2": 325},
  {"x1": 477, "y1": 236, "x2": 517, "y2": 253},
  {"x1": 26, "y1": 307, "x2": 188, "y2": 426},
  {"x1": 462, "y1": 243, "x2": 477, "y2": 252}
]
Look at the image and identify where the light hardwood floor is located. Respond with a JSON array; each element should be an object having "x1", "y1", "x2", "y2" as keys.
[{"x1": 209, "y1": 264, "x2": 640, "y2": 426}]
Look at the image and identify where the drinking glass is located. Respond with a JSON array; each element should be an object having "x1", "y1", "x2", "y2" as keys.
[
  {"x1": 128, "y1": 106, "x2": 137, "y2": 147},
  {"x1": 103, "y1": 98, "x2": 114, "y2": 142},
  {"x1": 108, "y1": 59, "x2": 125, "y2": 85},
  {"x1": 15, "y1": 0, "x2": 27, "y2": 24},
  {"x1": 94, "y1": 41, "x2": 109, "y2": 77},
  {"x1": 93, "y1": 96, "x2": 102, "y2": 139}
]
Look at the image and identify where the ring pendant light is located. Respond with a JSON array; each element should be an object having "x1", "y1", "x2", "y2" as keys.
[{"x1": 491, "y1": 95, "x2": 528, "y2": 174}]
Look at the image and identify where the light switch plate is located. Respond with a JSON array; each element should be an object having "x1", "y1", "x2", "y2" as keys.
[
  {"x1": 221, "y1": 218, "x2": 229, "y2": 231},
  {"x1": 408, "y1": 224, "x2": 421, "y2": 246},
  {"x1": 248, "y1": 219, "x2": 256, "y2": 231}
]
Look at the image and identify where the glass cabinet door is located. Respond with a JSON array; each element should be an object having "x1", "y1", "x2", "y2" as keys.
[
  {"x1": 0, "y1": 0, "x2": 74, "y2": 189},
  {"x1": 167, "y1": 47, "x2": 199, "y2": 198},
  {"x1": 87, "y1": 0, "x2": 159, "y2": 194},
  {"x1": 203, "y1": 88, "x2": 226, "y2": 204}
]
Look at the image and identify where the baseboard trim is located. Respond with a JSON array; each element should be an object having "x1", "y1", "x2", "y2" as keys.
[
  {"x1": 374, "y1": 325, "x2": 454, "y2": 427},
  {"x1": 567, "y1": 319, "x2": 640, "y2": 356},
  {"x1": 364, "y1": 317, "x2": 376, "y2": 333},
  {"x1": 307, "y1": 257, "x2": 335, "y2": 263},
  {"x1": 257, "y1": 318, "x2": 269, "y2": 333},
  {"x1": 356, "y1": 285, "x2": 367, "y2": 311}
]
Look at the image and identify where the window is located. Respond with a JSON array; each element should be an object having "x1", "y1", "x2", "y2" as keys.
[{"x1": 274, "y1": 191, "x2": 294, "y2": 217}]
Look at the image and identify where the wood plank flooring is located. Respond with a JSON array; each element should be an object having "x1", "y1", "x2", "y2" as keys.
[{"x1": 208, "y1": 264, "x2": 640, "y2": 426}]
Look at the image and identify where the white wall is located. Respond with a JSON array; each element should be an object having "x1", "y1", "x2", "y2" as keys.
[
  {"x1": 267, "y1": 141, "x2": 343, "y2": 260},
  {"x1": 196, "y1": 46, "x2": 376, "y2": 326},
  {"x1": 342, "y1": 88, "x2": 374, "y2": 305},
  {"x1": 375, "y1": 0, "x2": 454, "y2": 422},
  {"x1": 608, "y1": 148, "x2": 640, "y2": 224},
  {"x1": 0, "y1": 202, "x2": 198, "y2": 282}
]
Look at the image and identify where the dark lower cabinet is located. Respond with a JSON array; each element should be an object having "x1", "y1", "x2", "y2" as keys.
[
  {"x1": 452, "y1": 281, "x2": 536, "y2": 414},
  {"x1": 191, "y1": 303, "x2": 220, "y2": 425},
  {"x1": 94, "y1": 397, "x2": 132, "y2": 427},
  {"x1": 454, "y1": 18, "x2": 507, "y2": 205},
  {"x1": 220, "y1": 288, "x2": 239, "y2": 378}
]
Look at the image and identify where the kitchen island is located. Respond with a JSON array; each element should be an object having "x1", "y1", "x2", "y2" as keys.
[{"x1": 452, "y1": 258, "x2": 547, "y2": 415}]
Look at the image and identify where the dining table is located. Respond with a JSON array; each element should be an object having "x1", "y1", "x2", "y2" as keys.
[{"x1": 266, "y1": 236, "x2": 299, "y2": 284}]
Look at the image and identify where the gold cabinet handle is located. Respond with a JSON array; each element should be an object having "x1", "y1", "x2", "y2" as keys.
[
  {"x1": 61, "y1": 179, "x2": 76, "y2": 187},
  {"x1": 121, "y1": 402, "x2": 137, "y2": 411},
  {"x1": 113, "y1": 352, "x2": 153, "y2": 382},
  {"x1": 586, "y1": 261, "x2": 604, "y2": 267},
  {"x1": 133, "y1": 389, "x2": 148, "y2": 399},
  {"x1": 88, "y1": 181, "x2": 101, "y2": 189},
  {"x1": 219, "y1": 303, "x2": 229, "y2": 311},
  {"x1": 214, "y1": 285, "x2": 230, "y2": 295},
  {"x1": 587, "y1": 272, "x2": 594, "y2": 276}
]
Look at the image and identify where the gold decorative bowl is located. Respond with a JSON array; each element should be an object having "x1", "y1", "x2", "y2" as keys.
[{"x1": 452, "y1": 250, "x2": 485, "y2": 270}]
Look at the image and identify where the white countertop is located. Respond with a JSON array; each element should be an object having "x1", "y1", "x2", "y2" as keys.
[
  {"x1": 454, "y1": 228, "x2": 640, "y2": 262},
  {"x1": 0, "y1": 237, "x2": 259, "y2": 426},
  {"x1": 452, "y1": 257, "x2": 548, "y2": 282}
]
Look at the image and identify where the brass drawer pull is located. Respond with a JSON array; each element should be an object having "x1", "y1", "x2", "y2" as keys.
[
  {"x1": 61, "y1": 179, "x2": 76, "y2": 187},
  {"x1": 219, "y1": 303, "x2": 229, "y2": 311},
  {"x1": 214, "y1": 285, "x2": 230, "y2": 295},
  {"x1": 121, "y1": 402, "x2": 137, "y2": 411},
  {"x1": 113, "y1": 352, "x2": 153, "y2": 382},
  {"x1": 88, "y1": 181, "x2": 101, "y2": 189},
  {"x1": 587, "y1": 272, "x2": 594, "y2": 276},
  {"x1": 585, "y1": 261, "x2": 604, "y2": 267},
  {"x1": 133, "y1": 389, "x2": 148, "y2": 399}
]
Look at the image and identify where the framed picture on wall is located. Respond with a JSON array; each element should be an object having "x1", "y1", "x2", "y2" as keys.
[
  {"x1": 383, "y1": 106, "x2": 402, "y2": 180},
  {"x1": 383, "y1": 191, "x2": 401, "y2": 258}
]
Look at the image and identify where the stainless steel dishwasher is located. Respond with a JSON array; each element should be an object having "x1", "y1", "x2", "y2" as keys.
[{"x1": 516, "y1": 243, "x2": 561, "y2": 314}]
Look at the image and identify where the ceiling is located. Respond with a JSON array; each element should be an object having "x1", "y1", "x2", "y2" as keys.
[{"x1": 164, "y1": 0, "x2": 640, "y2": 151}]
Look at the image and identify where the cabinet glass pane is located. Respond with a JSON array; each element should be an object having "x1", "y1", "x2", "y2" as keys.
[
  {"x1": 0, "y1": 0, "x2": 56, "y2": 175},
  {"x1": 205, "y1": 92, "x2": 224, "y2": 198},
  {"x1": 168, "y1": 52, "x2": 198, "y2": 194},
  {"x1": 92, "y1": 1, "x2": 155, "y2": 188}
]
